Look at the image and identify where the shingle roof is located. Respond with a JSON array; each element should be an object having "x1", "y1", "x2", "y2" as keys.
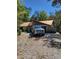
[
  {"x1": 20, "y1": 20, "x2": 53, "y2": 27},
  {"x1": 39, "y1": 20, "x2": 53, "y2": 26}
]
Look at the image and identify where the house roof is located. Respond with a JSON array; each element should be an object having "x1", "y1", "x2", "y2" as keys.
[
  {"x1": 20, "y1": 20, "x2": 53, "y2": 27},
  {"x1": 39, "y1": 20, "x2": 53, "y2": 26},
  {"x1": 20, "y1": 22, "x2": 32, "y2": 27}
]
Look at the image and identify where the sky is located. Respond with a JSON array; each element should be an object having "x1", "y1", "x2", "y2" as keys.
[{"x1": 24, "y1": 0, "x2": 60, "y2": 16}]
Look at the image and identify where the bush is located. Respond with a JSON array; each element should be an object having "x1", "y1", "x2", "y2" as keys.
[
  {"x1": 54, "y1": 11, "x2": 61, "y2": 33},
  {"x1": 17, "y1": 27, "x2": 22, "y2": 35}
]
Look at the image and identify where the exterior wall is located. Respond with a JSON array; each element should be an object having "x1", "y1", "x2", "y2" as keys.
[{"x1": 46, "y1": 26, "x2": 53, "y2": 33}]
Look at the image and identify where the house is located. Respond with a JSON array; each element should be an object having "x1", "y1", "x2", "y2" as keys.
[{"x1": 20, "y1": 20, "x2": 55, "y2": 33}]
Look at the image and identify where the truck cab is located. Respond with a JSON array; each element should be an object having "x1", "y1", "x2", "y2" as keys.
[{"x1": 30, "y1": 25, "x2": 45, "y2": 36}]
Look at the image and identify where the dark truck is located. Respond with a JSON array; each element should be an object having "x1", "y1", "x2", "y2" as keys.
[{"x1": 30, "y1": 25, "x2": 45, "y2": 37}]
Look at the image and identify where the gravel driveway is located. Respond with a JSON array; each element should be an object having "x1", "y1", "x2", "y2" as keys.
[{"x1": 17, "y1": 32, "x2": 61, "y2": 59}]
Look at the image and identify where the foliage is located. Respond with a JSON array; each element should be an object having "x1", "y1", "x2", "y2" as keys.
[
  {"x1": 52, "y1": 0, "x2": 61, "y2": 6},
  {"x1": 48, "y1": 12, "x2": 55, "y2": 20},
  {"x1": 47, "y1": 0, "x2": 61, "y2": 33},
  {"x1": 30, "y1": 11, "x2": 39, "y2": 20},
  {"x1": 17, "y1": 27, "x2": 22, "y2": 35},
  {"x1": 31, "y1": 11, "x2": 48, "y2": 21},
  {"x1": 54, "y1": 11, "x2": 61, "y2": 33},
  {"x1": 17, "y1": 0, "x2": 30, "y2": 25},
  {"x1": 39, "y1": 11, "x2": 48, "y2": 21},
  {"x1": 17, "y1": 0, "x2": 31, "y2": 35},
  {"x1": 48, "y1": 0, "x2": 61, "y2": 6}
]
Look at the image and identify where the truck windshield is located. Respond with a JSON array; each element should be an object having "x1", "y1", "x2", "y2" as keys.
[{"x1": 33, "y1": 25, "x2": 41, "y2": 28}]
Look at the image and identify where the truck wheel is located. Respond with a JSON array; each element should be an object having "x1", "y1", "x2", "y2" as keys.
[{"x1": 29, "y1": 33, "x2": 33, "y2": 37}]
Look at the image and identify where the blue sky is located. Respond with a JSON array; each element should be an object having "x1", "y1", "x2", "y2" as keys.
[{"x1": 24, "y1": 0, "x2": 60, "y2": 16}]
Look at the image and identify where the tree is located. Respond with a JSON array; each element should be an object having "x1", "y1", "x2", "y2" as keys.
[
  {"x1": 31, "y1": 11, "x2": 48, "y2": 21},
  {"x1": 17, "y1": 0, "x2": 30, "y2": 25},
  {"x1": 48, "y1": 0, "x2": 61, "y2": 6},
  {"x1": 52, "y1": 0, "x2": 61, "y2": 6},
  {"x1": 38, "y1": 11, "x2": 48, "y2": 21},
  {"x1": 54, "y1": 11, "x2": 61, "y2": 33},
  {"x1": 48, "y1": 0, "x2": 61, "y2": 33},
  {"x1": 17, "y1": 0, "x2": 31, "y2": 35},
  {"x1": 48, "y1": 12, "x2": 55, "y2": 20},
  {"x1": 30, "y1": 11, "x2": 39, "y2": 21}
]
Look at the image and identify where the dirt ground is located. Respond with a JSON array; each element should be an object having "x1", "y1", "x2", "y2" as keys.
[{"x1": 17, "y1": 32, "x2": 61, "y2": 59}]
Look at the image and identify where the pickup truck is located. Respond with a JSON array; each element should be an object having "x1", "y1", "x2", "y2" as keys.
[{"x1": 30, "y1": 25, "x2": 45, "y2": 37}]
